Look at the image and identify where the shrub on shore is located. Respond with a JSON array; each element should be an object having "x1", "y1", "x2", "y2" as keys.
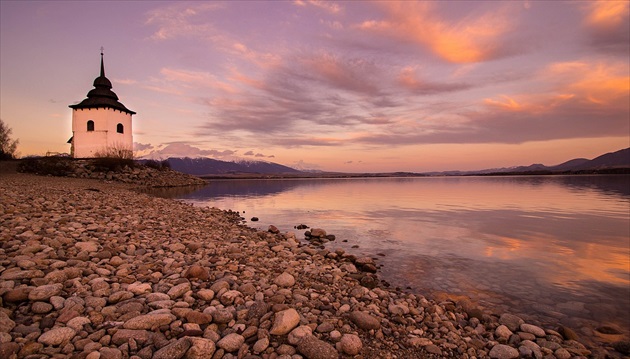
[
  {"x1": 142, "y1": 159, "x2": 171, "y2": 171},
  {"x1": 18, "y1": 156, "x2": 74, "y2": 176}
]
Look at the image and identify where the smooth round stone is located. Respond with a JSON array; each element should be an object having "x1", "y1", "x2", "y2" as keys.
[
  {"x1": 31, "y1": 301, "x2": 53, "y2": 314},
  {"x1": 348, "y1": 311, "x2": 380, "y2": 331},
  {"x1": 274, "y1": 272, "x2": 295, "y2": 287},
  {"x1": 288, "y1": 325, "x2": 313, "y2": 345},
  {"x1": 197, "y1": 289, "x2": 215, "y2": 301},
  {"x1": 489, "y1": 344, "x2": 519, "y2": 359},
  {"x1": 216, "y1": 333, "x2": 244, "y2": 352},
  {"x1": 339, "y1": 334, "x2": 362, "y2": 355},
  {"x1": 520, "y1": 323, "x2": 546, "y2": 337},
  {"x1": 28, "y1": 284, "x2": 63, "y2": 301},
  {"x1": 38, "y1": 327, "x2": 76, "y2": 346},
  {"x1": 297, "y1": 334, "x2": 338, "y2": 359},
  {"x1": 253, "y1": 337, "x2": 270, "y2": 354}
]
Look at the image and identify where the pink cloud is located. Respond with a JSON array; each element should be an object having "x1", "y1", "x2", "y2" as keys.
[
  {"x1": 294, "y1": 0, "x2": 342, "y2": 14},
  {"x1": 145, "y1": 3, "x2": 222, "y2": 41}
]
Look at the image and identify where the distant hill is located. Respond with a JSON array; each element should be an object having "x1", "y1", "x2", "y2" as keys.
[
  {"x1": 432, "y1": 148, "x2": 630, "y2": 176},
  {"x1": 157, "y1": 157, "x2": 301, "y2": 176},
  {"x1": 428, "y1": 148, "x2": 630, "y2": 176}
]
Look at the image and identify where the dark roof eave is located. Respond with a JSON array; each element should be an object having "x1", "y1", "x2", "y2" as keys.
[{"x1": 69, "y1": 104, "x2": 136, "y2": 115}]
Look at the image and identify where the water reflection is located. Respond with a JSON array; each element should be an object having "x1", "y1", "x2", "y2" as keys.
[{"x1": 150, "y1": 175, "x2": 630, "y2": 334}]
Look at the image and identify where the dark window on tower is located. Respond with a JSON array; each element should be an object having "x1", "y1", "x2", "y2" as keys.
[
  {"x1": 87, "y1": 120, "x2": 95, "y2": 131},
  {"x1": 117, "y1": 123, "x2": 124, "y2": 134}
]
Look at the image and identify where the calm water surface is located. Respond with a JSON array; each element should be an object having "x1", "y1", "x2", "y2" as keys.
[{"x1": 162, "y1": 175, "x2": 630, "y2": 335}]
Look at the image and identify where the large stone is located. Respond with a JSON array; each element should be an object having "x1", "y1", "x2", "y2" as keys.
[
  {"x1": 489, "y1": 344, "x2": 519, "y2": 359},
  {"x1": 253, "y1": 337, "x2": 270, "y2": 354},
  {"x1": 310, "y1": 228, "x2": 327, "y2": 238},
  {"x1": 111, "y1": 329, "x2": 152, "y2": 346},
  {"x1": 274, "y1": 272, "x2": 295, "y2": 287},
  {"x1": 127, "y1": 282, "x2": 152, "y2": 295},
  {"x1": 99, "y1": 347, "x2": 123, "y2": 359},
  {"x1": 38, "y1": 327, "x2": 76, "y2": 346},
  {"x1": 185, "y1": 337, "x2": 216, "y2": 359},
  {"x1": 0, "y1": 268, "x2": 44, "y2": 280},
  {"x1": 495, "y1": 324, "x2": 513, "y2": 340},
  {"x1": 0, "y1": 342, "x2": 20, "y2": 358},
  {"x1": 288, "y1": 325, "x2": 313, "y2": 345},
  {"x1": 216, "y1": 333, "x2": 244, "y2": 352},
  {"x1": 520, "y1": 323, "x2": 546, "y2": 337},
  {"x1": 196, "y1": 289, "x2": 214, "y2": 301},
  {"x1": 297, "y1": 334, "x2": 338, "y2": 359},
  {"x1": 339, "y1": 334, "x2": 362, "y2": 355},
  {"x1": 167, "y1": 283, "x2": 191, "y2": 299},
  {"x1": 211, "y1": 308, "x2": 233, "y2": 324},
  {"x1": 499, "y1": 313, "x2": 524, "y2": 332},
  {"x1": 0, "y1": 311, "x2": 16, "y2": 333},
  {"x1": 185, "y1": 311, "x2": 212, "y2": 325},
  {"x1": 75, "y1": 241, "x2": 99, "y2": 252},
  {"x1": 3, "y1": 287, "x2": 32, "y2": 303},
  {"x1": 153, "y1": 337, "x2": 191, "y2": 359},
  {"x1": 270, "y1": 308, "x2": 301, "y2": 335},
  {"x1": 348, "y1": 311, "x2": 380, "y2": 330},
  {"x1": 122, "y1": 312, "x2": 175, "y2": 330},
  {"x1": 66, "y1": 316, "x2": 91, "y2": 331},
  {"x1": 184, "y1": 265, "x2": 209, "y2": 280}
]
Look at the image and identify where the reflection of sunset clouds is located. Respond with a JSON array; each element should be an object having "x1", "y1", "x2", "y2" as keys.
[{"x1": 179, "y1": 176, "x2": 629, "y2": 332}]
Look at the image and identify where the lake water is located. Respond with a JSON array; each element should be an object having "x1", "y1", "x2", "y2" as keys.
[{"x1": 157, "y1": 175, "x2": 630, "y2": 337}]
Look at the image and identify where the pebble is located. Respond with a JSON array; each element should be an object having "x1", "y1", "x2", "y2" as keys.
[
  {"x1": 37, "y1": 327, "x2": 76, "y2": 346},
  {"x1": 348, "y1": 311, "x2": 381, "y2": 330},
  {"x1": 297, "y1": 334, "x2": 338, "y2": 359},
  {"x1": 216, "y1": 333, "x2": 244, "y2": 352},
  {"x1": 339, "y1": 334, "x2": 363, "y2": 355},
  {"x1": 270, "y1": 308, "x2": 301, "y2": 335},
  {"x1": 489, "y1": 343, "x2": 519, "y2": 359}
]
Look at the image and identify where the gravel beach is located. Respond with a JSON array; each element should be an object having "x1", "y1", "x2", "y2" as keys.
[{"x1": 1, "y1": 170, "x2": 627, "y2": 359}]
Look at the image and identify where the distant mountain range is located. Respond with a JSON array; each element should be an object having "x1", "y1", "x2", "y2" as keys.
[
  {"x1": 142, "y1": 148, "x2": 629, "y2": 177},
  {"x1": 432, "y1": 147, "x2": 630, "y2": 176},
  {"x1": 156, "y1": 157, "x2": 300, "y2": 176}
]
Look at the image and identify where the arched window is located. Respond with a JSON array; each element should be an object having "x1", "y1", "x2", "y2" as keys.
[
  {"x1": 117, "y1": 123, "x2": 124, "y2": 134},
  {"x1": 87, "y1": 120, "x2": 94, "y2": 131}
]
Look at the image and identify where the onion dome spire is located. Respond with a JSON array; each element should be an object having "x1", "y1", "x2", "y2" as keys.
[{"x1": 69, "y1": 48, "x2": 136, "y2": 115}]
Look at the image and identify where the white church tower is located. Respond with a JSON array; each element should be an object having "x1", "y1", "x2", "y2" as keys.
[{"x1": 69, "y1": 50, "x2": 136, "y2": 158}]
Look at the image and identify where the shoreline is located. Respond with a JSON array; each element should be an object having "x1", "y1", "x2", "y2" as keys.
[{"x1": 1, "y1": 173, "x2": 628, "y2": 358}]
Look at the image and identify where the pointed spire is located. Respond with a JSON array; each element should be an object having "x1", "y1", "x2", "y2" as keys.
[{"x1": 100, "y1": 47, "x2": 105, "y2": 78}]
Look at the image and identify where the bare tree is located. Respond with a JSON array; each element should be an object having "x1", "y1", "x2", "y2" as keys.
[{"x1": 0, "y1": 119, "x2": 19, "y2": 160}]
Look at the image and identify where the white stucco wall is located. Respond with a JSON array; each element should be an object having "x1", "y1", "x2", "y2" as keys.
[{"x1": 72, "y1": 108, "x2": 133, "y2": 158}]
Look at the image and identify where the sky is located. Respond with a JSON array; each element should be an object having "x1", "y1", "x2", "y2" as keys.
[{"x1": 1, "y1": 1, "x2": 628, "y2": 172}]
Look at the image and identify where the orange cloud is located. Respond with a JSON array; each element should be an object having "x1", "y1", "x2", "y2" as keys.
[
  {"x1": 484, "y1": 95, "x2": 523, "y2": 111},
  {"x1": 546, "y1": 61, "x2": 630, "y2": 105},
  {"x1": 584, "y1": 0, "x2": 629, "y2": 29},
  {"x1": 358, "y1": 2, "x2": 513, "y2": 63},
  {"x1": 484, "y1": 60, "x2": 629, "y2": 114}
]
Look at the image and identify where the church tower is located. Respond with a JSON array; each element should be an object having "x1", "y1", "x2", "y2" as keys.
[{"x1": 69, "y1": 50, "x2": 136, "y2": 158}]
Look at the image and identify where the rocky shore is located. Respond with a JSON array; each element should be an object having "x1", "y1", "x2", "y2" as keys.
[{"x1": 1, "y1": 172, "x2": 627, "y2": 359}]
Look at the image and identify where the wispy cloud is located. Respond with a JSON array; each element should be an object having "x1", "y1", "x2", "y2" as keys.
[
  {"x1": 398, "y1": 66, "x2": 471, "y2": 94},
  {"x1": 294, "y1": 0, "x2": 342, "y2": 14},
  {"x1": 145, "y1": 2, "x2": 223, "y2": 41}
]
